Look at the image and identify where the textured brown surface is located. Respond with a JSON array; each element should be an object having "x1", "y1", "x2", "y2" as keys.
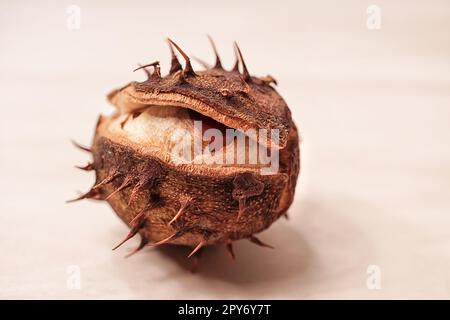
[{"x1": 91, "y1": 136, "x2": 296, "y2": 246}]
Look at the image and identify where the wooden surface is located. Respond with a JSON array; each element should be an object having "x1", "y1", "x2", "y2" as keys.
[{"x1": 1, "y1": 0, "x2": 449, "y2": 298}]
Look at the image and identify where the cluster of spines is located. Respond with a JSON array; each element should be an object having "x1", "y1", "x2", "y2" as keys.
[{"x1": 131, "y1": 36, "x2": 277, "y2": 87}]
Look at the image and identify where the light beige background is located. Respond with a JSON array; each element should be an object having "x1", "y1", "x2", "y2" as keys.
[{"x1": 1, "y1": 0, "x2": 449, "y2": 299}]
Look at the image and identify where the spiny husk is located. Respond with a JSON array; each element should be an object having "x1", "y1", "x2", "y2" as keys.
[{"x1": 71, "y1": 38, "x2": 300, "y2": 259}]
